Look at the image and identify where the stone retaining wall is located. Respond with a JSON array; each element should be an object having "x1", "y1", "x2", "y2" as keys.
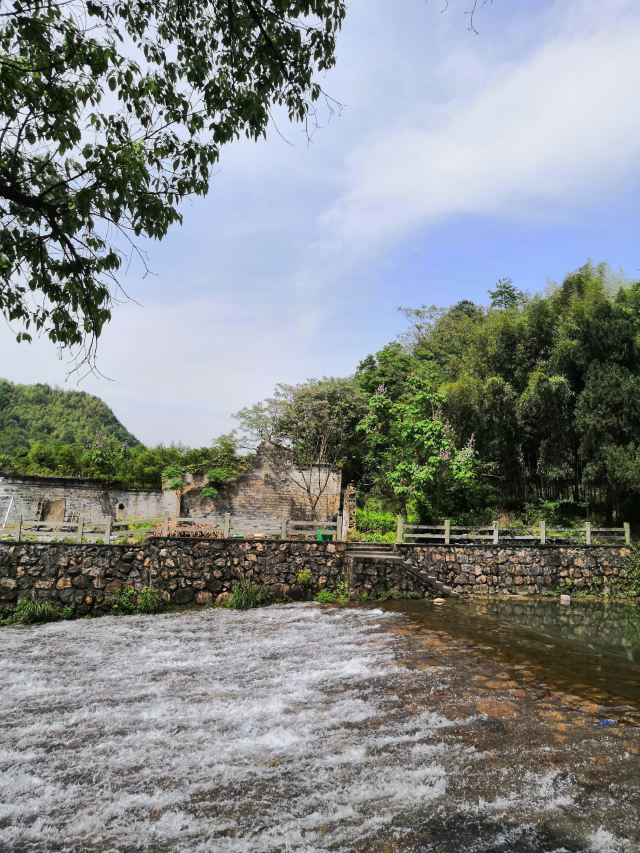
[
  {"x1": 396, "y1": 544, "x2": 631, "y2": 596},
  {"x1": 0, "y1": 540, "x2": 346, "y2": 615},
  {"x1": 0, "y1": 540, "x2": 632, "y2": 616}
]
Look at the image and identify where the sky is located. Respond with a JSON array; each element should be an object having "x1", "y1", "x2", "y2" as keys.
[{"x1": 2, "y1": 0, "x2": 640, "y2": 446}]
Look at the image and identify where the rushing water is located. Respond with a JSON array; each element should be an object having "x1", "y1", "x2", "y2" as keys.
[{"x1": 0, "y1": 601, "x2": 639, "y2": 852}]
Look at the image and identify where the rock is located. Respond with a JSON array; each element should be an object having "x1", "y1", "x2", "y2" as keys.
[
  {"x1": 56, "y1": 577, "x2": 72, "y2": 589},
  {"x1": 173, "y1": 588, "x2": 195, "y2": 605},
  {"x1": 104, "y1": 579, "x2": 122, "y2": 595},
  {"x1": 560, "y1": 594, "x2": 571, "y2": 605},
  {"x1": 216, "y1": 592, "x2": 232, "y2": 605},
  {"x1": 432, "y1": 598, "x2": 446, "y2": 605},
  {"x1": 195, "y1": 591, "x2": 213, "y2": 604}
]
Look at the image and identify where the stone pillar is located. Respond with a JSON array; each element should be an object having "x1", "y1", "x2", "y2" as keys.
[{"x1": 343, "y1": 484, "x2": 357, "y2": 532}]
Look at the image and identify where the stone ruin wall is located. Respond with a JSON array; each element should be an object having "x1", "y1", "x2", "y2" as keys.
[
  {"x1": 181, "y1": 446, "x2": 342, "y2": 521},
  {"x1": 0, "y1": 474, "x2": 179, "y2": 522}
]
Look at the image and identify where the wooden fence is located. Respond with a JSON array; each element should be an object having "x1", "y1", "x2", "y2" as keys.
[
  {"x1": 397, "y1": 518, "x2": 631, "y2": 546},
  {"x1": 0, "y1": 513, "x2": 346, "y2": 544}
]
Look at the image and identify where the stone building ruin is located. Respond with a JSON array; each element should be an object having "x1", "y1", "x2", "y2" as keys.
[{"x1": 0, "y1": 444, "x2": 343, "y2": 522}]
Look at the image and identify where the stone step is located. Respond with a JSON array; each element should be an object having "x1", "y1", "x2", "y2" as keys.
[{"x1": 350, "y1": 553, "x2": 403, "y2": 562}]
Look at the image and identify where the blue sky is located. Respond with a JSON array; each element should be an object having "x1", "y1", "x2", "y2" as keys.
[{"x1": 3, "y1": 0, "x2": 640, "y2": 445}]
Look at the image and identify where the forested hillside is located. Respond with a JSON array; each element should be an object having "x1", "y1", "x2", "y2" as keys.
[
  {"x1": 235, "y1": 261, "x2": 640, "y2": 527},
  {"x1": 0, "y1": 380, "x2": 250, "y2": 491},
  {"x1": 0, "y1": 381, "x2": 140, "y2": 454}
]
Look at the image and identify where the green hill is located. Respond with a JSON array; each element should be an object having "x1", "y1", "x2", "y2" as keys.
[{"x1": 0, "y1": 379, "x2": 140, "y2": 455}]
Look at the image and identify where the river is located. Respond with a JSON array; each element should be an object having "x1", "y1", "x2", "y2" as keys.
[{"x1": 1, "y1": 599, "x2": 639, "y2": 851}]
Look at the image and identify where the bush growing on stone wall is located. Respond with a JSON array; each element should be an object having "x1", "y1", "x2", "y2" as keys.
[
  {"x1": 296, "y1": 568, "x2": 313, "y2": 589},
  {"x1": 314, "y1": 580, "x2": 349, "y2": 604},
  {"x1": 618, "y1": 546, "x2": 640, "y2": 599},
  {"x1": 220, "y1": 578, "x2": 276, "y2": 610},
  {"x1": 1, "y1": 597, "x2": 74, "y2": 625},
  {"x1": 110, "y1": 583, "x2": 167, "y2": 615}
]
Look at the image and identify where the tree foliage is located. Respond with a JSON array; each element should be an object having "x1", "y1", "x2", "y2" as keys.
[
  {"x1": 235, "y1": 377, "x2": 367, "y2": 514},
  {"x1": 356, "y1": 262, "x2": 640, "y2": 523},
  {"x1": 5, "y1": 261, "x2": 640, "y2": 525},
  {"x1": 0, "y1": 0, "x2": 345, "y2": 356},
  {"x1": 0, "y1": 379, "x2": 249, "y2": 489}
]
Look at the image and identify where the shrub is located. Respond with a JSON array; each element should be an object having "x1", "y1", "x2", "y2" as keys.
[
  {"x1": 110, "y1": 583, "x2": 167, "y2": 615},
  {"x1": 314, "y1": 579, "x2": 349, "y2": 605},
  {"x1": 355, "y1": 499, "x2": 396, "y2": 542},
  {"x1": 221, "y1": 578, "x2": 275, "y2": 610},
  {"x1": 110, "y1": 583, "x2": 139, "y2": 615},
  {"x1": 296, "y1": 568, "x2": 313, "y2": 588},
  {"x1": 135, "y1": 586, "x2": 167, "y2": 614},
  {"x1": 2, "y1": 597, "x2": 74, "y2": 625}
]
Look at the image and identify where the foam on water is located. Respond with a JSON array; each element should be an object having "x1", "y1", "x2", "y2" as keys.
[{"x1": 0, "y1": 603, "x2": 637, "y2": 852}]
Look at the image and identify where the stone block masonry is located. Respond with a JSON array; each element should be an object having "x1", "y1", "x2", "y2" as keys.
[
  {"x1": 0, "y1": 540, "x2": 347, "y2": 615},
  {"x1": 395, "y1": 544, "x2": 631, "y2": 596},
  {"x1": 0, "y1": 541, "x2": 631, "y2": 616}
]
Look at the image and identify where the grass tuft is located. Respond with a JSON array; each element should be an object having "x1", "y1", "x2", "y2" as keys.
[
  {"x1": 2, "y1": 597, "x2": 74, "y2": 625},
  {"x1": 220, "y1": 578, "x2": 275, "y2": 610},
  {"x1": 110, "y1": 583, "x2": 166, "y2": 615}
]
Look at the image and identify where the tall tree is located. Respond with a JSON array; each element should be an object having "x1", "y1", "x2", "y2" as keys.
[{"x1": 0, "y1": 0, "x2": 345, "y2": 358}]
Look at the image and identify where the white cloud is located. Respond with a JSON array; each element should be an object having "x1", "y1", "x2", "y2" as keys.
[{"x1": 325, "y1": 13, "x2": 640, "y2": 247}]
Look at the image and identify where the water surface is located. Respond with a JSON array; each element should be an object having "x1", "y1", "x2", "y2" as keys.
[
  {"x1": 383, "y1": 597, "x2": 640, "y2": 711},
  {"x1": 1, "y1": 603, "x2": 639, "y2": 852}
]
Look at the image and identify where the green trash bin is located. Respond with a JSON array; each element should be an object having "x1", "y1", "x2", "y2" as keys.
[{"x1": 315, "y1": 529, "x2": 334, "y2": 542}]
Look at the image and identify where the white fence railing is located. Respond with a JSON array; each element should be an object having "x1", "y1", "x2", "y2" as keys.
[
  {"x1": 0, "y1": 513, "x2": 347, "y2": 544},
  {"x1": 397, "y1": 518, "x2": 631, "y2": 546}
]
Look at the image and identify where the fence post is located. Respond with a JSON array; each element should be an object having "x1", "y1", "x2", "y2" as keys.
[
  {"x1": 585, "y1": 521, "x2": 591, "y2": 546},
  {"x1": 492, "y1": 519, "x2": 499, "y2": 545},
  {"x1": 105, "y1": 517, "x2": 112, "y2": 545},
  {"x1": 444, "y1": 519, "x2": 451, "y2": 546},
  {"x1": 223, "y1": 512, "x2": 231, "y2": 539},
  {"x1": 77, "y1": 517, "x2": 84, "y2": 544},
  {"x1": 162, "y1": 515, "x2": 169, "y2": 537},
  {"x1": 336, "y1": 512, "x2": 344, "y2": 542},
  {"x1": 14, "y1": 515, "x2": 22, "y2": 542},
  {"x1": 624, "y1": 522, "x2": 631, "y2": 546},
  {"x1": 280, "y1": 516, "x2": 288, "y2": 540},
  {"x1": 540, "y1": 521, "x2": 546, "y2": 545},
  {"x1": 396, "y1": 516, "x2": 404, "y2": 545}
]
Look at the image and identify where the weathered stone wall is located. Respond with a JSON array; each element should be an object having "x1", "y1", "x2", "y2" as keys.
[
  {"x1": 0, "y1": 473, "x2": 179, "y2": 521},
  {"x1": 181, "y1": 444, "x2": 342, "y2": 521},
  {"x1": 395, "y1": 544, "x2": 631, "y2": 595},
  {"x1": 0, "y1": 540, "x2": 346, "y2": 615},
  {"x1": 0, "y1": 540, "x2": 631, "y2": 617}
]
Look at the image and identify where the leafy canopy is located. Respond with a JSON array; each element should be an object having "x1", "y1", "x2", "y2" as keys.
[{"x1": 0, "y1": 0, "x2": 345, "y2": 358}]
